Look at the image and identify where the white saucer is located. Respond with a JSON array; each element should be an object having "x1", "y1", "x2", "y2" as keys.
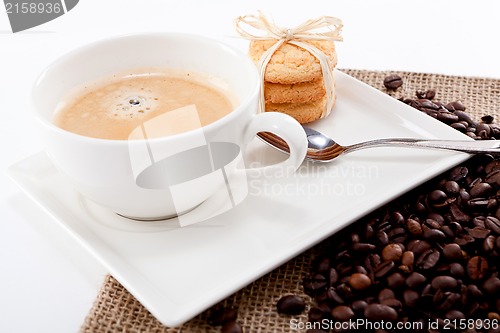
[{"x1": 8, "y1": 71, "x2": 473, "y2": 327}]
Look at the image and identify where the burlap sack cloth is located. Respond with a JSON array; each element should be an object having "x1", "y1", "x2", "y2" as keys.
[{"x1": 81, "y1": 70, "x2": 500, "y2": 333}]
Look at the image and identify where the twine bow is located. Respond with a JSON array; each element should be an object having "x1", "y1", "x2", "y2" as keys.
[{"x1": 234, "y1": 12, "x2": 343, "y2": 118}]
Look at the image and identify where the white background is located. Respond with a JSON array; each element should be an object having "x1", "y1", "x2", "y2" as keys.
[{"x1": 1, "y1": 1, "x2": 500, "y2": 332}]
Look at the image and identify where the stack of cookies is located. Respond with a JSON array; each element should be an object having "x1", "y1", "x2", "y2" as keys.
[{"x1": 249, "y1": 39, "x2": 337, "y2": 124}]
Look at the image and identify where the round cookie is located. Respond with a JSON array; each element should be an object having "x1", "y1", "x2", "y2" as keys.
[
  {"x1": 265, "y1": 94, "x2": 336, "y2": 124},
  {"x1": 249, "y1": 40, "x2": 337, "y2": 84},
  {"x1": 264, "y1": 78, "x2": 326, "y2": 104}
]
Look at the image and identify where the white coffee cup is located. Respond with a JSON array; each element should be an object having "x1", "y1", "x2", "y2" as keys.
[{"x1": 32, "y1": 33, "x2": 308, "y2": 220}]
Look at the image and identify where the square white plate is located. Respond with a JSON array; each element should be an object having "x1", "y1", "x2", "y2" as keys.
[{"x1": 8, "y1": 70, "x2": 473, "y2": 327}]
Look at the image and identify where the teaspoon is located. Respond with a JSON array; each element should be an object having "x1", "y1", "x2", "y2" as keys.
[{"x1": 258, "y1": 126, "x2": 500, "y2": 162}]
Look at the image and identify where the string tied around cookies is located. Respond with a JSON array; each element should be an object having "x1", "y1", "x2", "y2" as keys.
[{"x1": 234, "y1": 12, "x2": 343, "y2": 118}]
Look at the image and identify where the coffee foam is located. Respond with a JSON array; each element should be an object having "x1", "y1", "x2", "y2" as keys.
[{"x1": 53, "y1": 68, "x2": 236, "y2": 140}]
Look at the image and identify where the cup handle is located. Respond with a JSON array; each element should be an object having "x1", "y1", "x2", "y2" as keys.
[{"x1": 243, "y1": 112, "x2": 308, "y2": 174}]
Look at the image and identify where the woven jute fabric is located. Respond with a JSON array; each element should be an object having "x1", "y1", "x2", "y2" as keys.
[{"x1": 80, "y1": 70, "x2": 500, "y2": 333}]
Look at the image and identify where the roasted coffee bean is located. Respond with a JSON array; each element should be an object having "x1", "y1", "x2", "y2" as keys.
[
  {"x1": 484, "y1": 235, "x2": 496, "y2": 252},
  {"x1": 348, "y1": 273, "x2": 371, "y2": 290},
  {"x1": 403, "y1": 289, "x2": 419, "y2": 307},
  {"x1": 467, "y1": 256, "x2": 489, "y2": 280},
  {"x1": 308, "y1": 307, "x2": 324, "y2": 322},
  {"x1": 378, "y1": 288, "x2": 395, "y2": 302},
  {"x1": 470, "y1": 182, "x2": 493, "y2": 198},
  {"x1": 351, "y1": 300, "x2": 368, "y2": 313},
  {"x1": 331, "y1": 305, "x2": 354, "y2": 321},
  {"x1": 401, "y1": 251, "x2": 414, "y2": 267},
  {"x1": 375, "y1": 261, "x2": 395, "y2": 278},
  {"x1": 387, "y1": 272, "x2": 405, "y2": 288},
  {"x1": 364, "y1": 304, "x2": 398, "y2": 321},
  {"x1": 416, "y1": 249, "x2": 440, "y2": 270},
  {"x1": 483, "y1": 277, "x2": 500, "y2": 294},
  {"x1": 305, "y1": 274, "x2": 328, "y2": 291},
  {"x1": 406, "y1": 218, "x2": 422, "y2": 235},
  {"x1": 445, "y1": 310, "x2": 466, "y2": 320},
  {"x1": 408, "y1": 240, "x2": 431, "y2": 255},
  {"x1": 429, "y1": 190, "x2": 447, "y2": 204},
  {"x1": 451, "y1": 122, "x2": 467, "y2": 132},
  {"x1": 467, "y1": 226, "x2": 491, "y2": 239},
  {"x1": 449, "y1": 263, "x2": 465, "y2": 277},
  {"x1": 383, "y1": 75, "x2": 403, "y2": 90},
  {"x1": 326, "y1": 287, "x2": 344, "y2": 304},
  {"x1": 381, "y1": 298, "x2": 402, "y2": 310},
  {"x1": 382, "y1": 244, "x2": 403, "y2": 261},
  {"x1": 423, "y1": 228, "x2": 446, "y2": 242},
  {"x1": 209, "y1": 307, "x2": 238, "y2": 326},
  {"x1": 351, "y1": 242, "x2": 376, "y2": 253},
  {"x1": 276, "y1": 295, "x2": 306, "y2": 315},
  {"x1": 329, "y1": 268, "x2": 339, "y2": 286},
  {"x1": 447, "y1": 100, "x2": 466, "y2": 111},
  {"x1": 376, "y1": 231, "x2": 389, "y2": 245},
  {"x1": 486, "y1": 216, "x2": 500, "y2": 234},
  {"x1": 434, "y1": 290, "x2": 461, "y2": 311},
  {"x1": 438, "y1": 111, "x2": 459, "y2": 124},
  {"x1": 443, "y1": 243, "x2": 463, "y2": 260},
  {"x1": 431, "y1": 276, "x2": 458, "y2": 290},
  {"x1": 449, "y1": 166, "x2": 469, "y2": 182},
  {"x1": 221, "y1": 321, "x2": 243, "y2": 333},
  {"x1": 406, "y1": 272, "x2": 427, "y2": 288},
  {"x1": 482, "y1": 115, "x2": 495, "y2": 124}
]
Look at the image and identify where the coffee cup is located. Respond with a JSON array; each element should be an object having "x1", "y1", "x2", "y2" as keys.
[{"x1": 32, "y1": 33, "x2": 308, "y2": 220}]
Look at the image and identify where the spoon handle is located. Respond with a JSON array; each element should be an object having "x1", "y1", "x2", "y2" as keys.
[{"x1": 344, "y1": 138, "x2": 500, "y2": 155}]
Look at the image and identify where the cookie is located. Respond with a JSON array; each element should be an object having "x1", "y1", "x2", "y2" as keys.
[
  {"x1": 264, "y1": 78, "x2": 326, "y2": 104},
  {"x1": 265, "y1": 94, "x2": 336, "y2": 124},
  {"x1": 249, "y1": 39, "x2": 337, "y2": 84}
]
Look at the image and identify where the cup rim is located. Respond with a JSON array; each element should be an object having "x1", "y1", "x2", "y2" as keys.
[{"x1": 31, "y1": 32, "x2": 260, "y2": 145}]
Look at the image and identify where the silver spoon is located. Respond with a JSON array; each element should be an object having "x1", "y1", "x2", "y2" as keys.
[{"x1": 258, "y1": 126, "x2": 500, "y2": 162}]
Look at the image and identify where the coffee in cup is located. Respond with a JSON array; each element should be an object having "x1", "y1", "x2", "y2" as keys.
[{"x1": 53, "y1": 67, "x2": 236, "y2": 140}]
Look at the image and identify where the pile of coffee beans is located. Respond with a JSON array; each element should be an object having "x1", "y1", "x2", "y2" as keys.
[{"x1": 277, "y1": 75, "x2": 500, "y2": 332}]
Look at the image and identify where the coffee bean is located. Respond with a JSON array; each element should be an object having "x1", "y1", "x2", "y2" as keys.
[
  {"x1": 406, "y1": 218, "x2": 422, "y2": 235},
  {"x1": 443, "y1": 243, "x2": 463, "y2": 260},
  {"x1": 329, "y1": 268, "x2": 339, "y2": 285},
  {"x1": 408, "y1": 240, "x2": 431, "y2": 255},
  {"x1": 449, "y1": 263, "x2": 465, "y2": 277},
  {"x1": 447, "y1": 101, "x2": 466, "y2": 111},
  {"x1": 401, "y1": 251, "x2": 414, "y2": 267},
  {"x1": 351, "y1": 242, "x2": 376, "y2": 253},
  {"x1": 431, "y1": 276, "x2": 458, "y2": 290},
  {"x1": 308, "y1": 307, "x2": 323, "y2": 322},
  {"x1": 445, "y1": 310, "x2": 466, "y2": 320},
  {"x1": 416, "y1": 249, "x2": 440, "y2": 270},
  {"x1": 382, "y1": 244, "x2": 403, "y2": 261},
  {"x1": 403, "y1": 290, "x2": 419, "y2": 308},
  {"x1": 449, "y1": 166, "x2": 469, "y2": 182},
  {"x1": 423, "y1": 228, "x2": 446, "y2": 242},
  {"x1": 467, "y1": 256, "x2": 489, "y2": 280},
  {"x1": 486, "y1": 216, "x2": 500, "y2": 234},
  {"x1": 375, "y1": 261, "x2": 395, "y2": 278},
  {"x1": 387, "y1": 272, "x2": 405, "y2": 288},
  {"x1": 482, "y1": 115, "x2": 495, "y2": 124},
  {"x1": 383, "y1": 75, "x2": 403, "y2": 90},
  {"x1": 467, "y1": 226, "x2": 491, "y2": 239},
  {"x1": 438, "y1": 111, "x2": 459, "y2": 124},
  {"x1": 276, "y1": 295, "x2": 305, "y2": 315},
  {"x1": 348, "y1": 273, "x2": 371, "y2": 290},
  {"x1": 378, "y1": 288, "x2": 395, "y2": 302},
  {"x1": 331, "y1": 305, "x2": 354, "y2": 321},
  {"x1": 470, "y1": 182, "x2": 493, "y2": 198},
  {"x1": 364, "y1": 304, "x2": 398, "y2": 321},
  {"x1": 209, "y1": 307, "x2": 238, "y2": 326},
  {"x1": 483, "y1": 235, "x2": 496, "y2": 252},
  {"x1": 326, "y1": 287, "x2": 344, "y2": 304},
  {"x1": 406, "y1": 272, "x2": 427, "y2": 288},
  {"x1": 303, "y1": 274, "x2": 327, "y2": 294},
  {"x1": 351, "y1": 300, "x2": 368, "y2": 313},
  {"x1": 483, "y1": 277, "x2": 500, "y2": 294},
  {"x1": 221, "y1": 321, "x2": 243, "y2": 333}
]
